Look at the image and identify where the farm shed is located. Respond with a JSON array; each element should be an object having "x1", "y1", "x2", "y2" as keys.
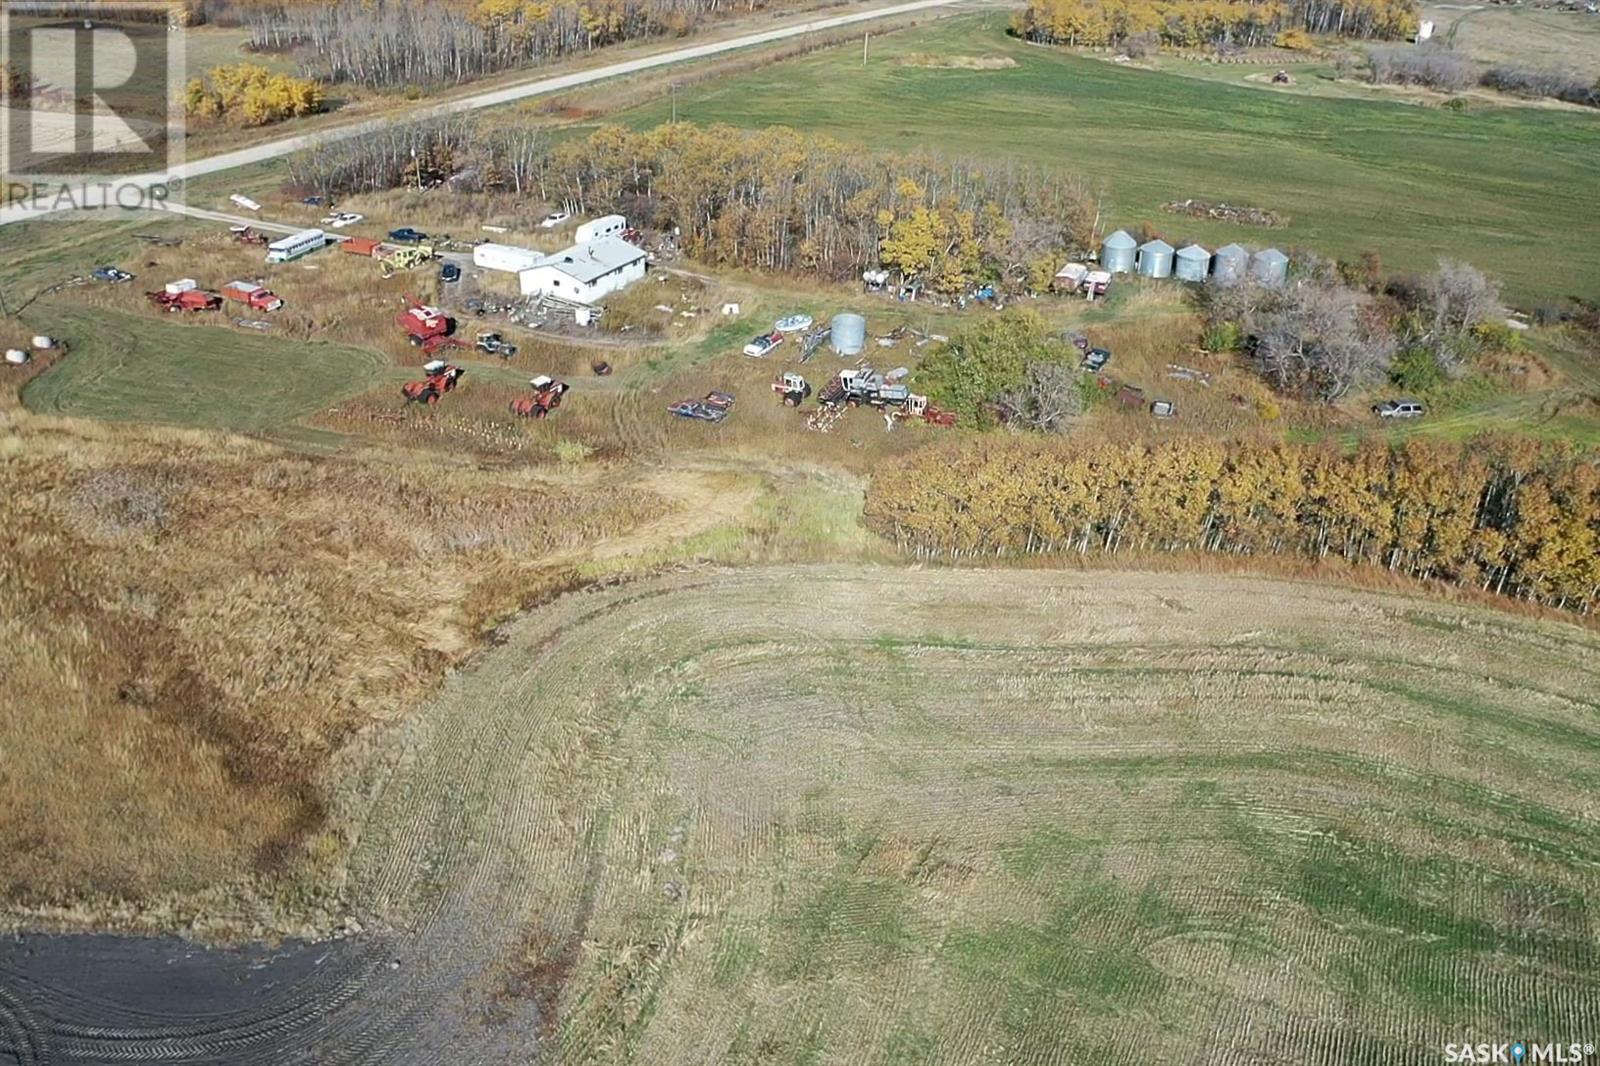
[
  {"x1": 516, "y1": 235, "x2": 648, "y2": 304},
  {"x1": 1212, "y1": 243, "x2": 1249, "y2": 285},
  {"x1": 1174, "y1": 244, "x2": 1211, "y2": 282},
  {"x1": 1101, "y1": 230, "x2": 1137, "y2": 274},
  {"x1": 1054, "y1": 262, "x2": 1089, "y2": 292},
  {"x1": 1137, "y1": 238, "x2": 1174, "y2": 279},
  {"x1": 1251, "y1": 247, "x2": 1289, "y2": 286}
]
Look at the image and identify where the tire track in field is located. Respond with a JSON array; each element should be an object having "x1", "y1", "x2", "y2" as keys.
[{"x1": 3, "y1": 568, "x2": 1599, "y2": 1063}]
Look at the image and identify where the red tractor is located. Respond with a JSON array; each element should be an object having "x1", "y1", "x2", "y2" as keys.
[
  {"x1": 401, "y1": 361, "x2": 465, "y2": 405},
  {"x1": 509, "y1": 375, "x2": 570, "y2": 418},
  {"x1": 147, "y1": 289, "x2": 222, "y2": 313},
  {"x1": 396, "y1": 296, "x2": 454, "y2": 348},
  {"x1": 230, "y1": 226, "x2": 269, "y2": 246}
]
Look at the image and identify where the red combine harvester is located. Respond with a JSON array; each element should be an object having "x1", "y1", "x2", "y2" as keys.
[
  {"x1": 401, "y1": 360, "x2": 465, "y2": 405},
  {"x1": 509, "y1": 375, "x2": 570, "y2": 418},
  {"x1": 148, "y1": 288, "x2": 222, "y2": 313},
  {"x1": 222, "y1": 281, "x2": 284, "y2": 312},
  {"x1": 396, "y1": 296, "x2": 454, "y2": 348}
]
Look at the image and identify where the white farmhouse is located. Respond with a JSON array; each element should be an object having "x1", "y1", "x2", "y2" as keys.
[{"x1": 517, "y1": 235, "x2": 647, "y2": 304}]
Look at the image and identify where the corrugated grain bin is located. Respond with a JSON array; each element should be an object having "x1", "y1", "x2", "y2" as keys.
[
  {"x1": 1137, "y1": 238, "x2": 1174, "y2": 279},
  {"x1": 1174, "y1": 244, "x2": 1211, "y2": 282},
  {"x1": 473, "y1": 242, "x2": 545, "y2": 274},
  {"x1": 831, "y1": 313, "x2": 866, "y2": 356},
  {"x1": 1212, "y1": 243, "x2": 1249, "y2": 285},
  {"x1": 342, "y1": 237, "x2": 380, "y2": 257},
  {"x1": 1101, "y1": 230, "x2": 1138, "y2": 274},
  {"x1": 1251, "y1": 247, "x2": 1289, "y2": 286}
]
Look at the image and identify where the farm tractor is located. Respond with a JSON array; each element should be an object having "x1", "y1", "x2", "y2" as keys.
[
  {"x1": 772, "y1": 372, "x2": 811, "y2": 407},
  {"x1": 475, "y1": 331, "x2": 519, "y2": 359},
  {"x1": 401, "y1": 360, "x2": 465, "y2": 405},
  {"x1": 148, "y1": 288, "x2": 222, "y2": 313},
  {"x1": 509, "y1": 375, "x2": 570, "y2": 418},
  {"x1": 397, "y1": 296, "x2": 455, "y2": 348},
  {"x1": 230, "y1": 226, "x2": 269, "y2": 246},
  {"x1": 380, "y1": 245, "x2": 436, "y2": 278}
]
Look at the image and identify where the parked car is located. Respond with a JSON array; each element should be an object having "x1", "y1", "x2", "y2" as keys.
[
  {"x1": 742, "y1": 331, "x2": 783, "y2": 359},
  {"x1": 439, "y1": 262, "x2": 461, "y2": 284},
  {"x1": 301, "y1": 195, "x2": 325, "y2": 207},
  {"x1": 92, "y1": 265, "x2": 134, "y2": 283},
  {"x1": 390, "y1": 227, "x2": 429, "y2": 244},
  {"x1": 321, "y1": 212, "x2": 364, "y2": 229},
  {"x1": 1373, "y1": 399, "x2": 1426, "y2": 419},
  {"x1": 1082, "y1": 347, "x2": 1111, "y2": 372},
  {"x1": 668, "y1": 392, "x2": 735, "y2": 422},
  {"x1": 668, "y1": 400, "x2": 726, "y2": 422},
  {"x1": 539, "y1": 211, "x2": 571, "y2": 229}
]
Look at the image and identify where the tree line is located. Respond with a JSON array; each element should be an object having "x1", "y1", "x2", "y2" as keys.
[
  {"x1": 226, "y1": 0, "x2": 807, "y2": 90},
  {"x1": 865, "y1": 436, "x2": 1600, "y2": 614},
  {"x1": 1013, "y1": 0, "x2": 1416, "y2": 48},
  {"x1": 185, "y1": 63, "x2": 325, "y2": 126},
  {"x1": 290, "y1": 120, "x2": 1102, "y2": 290}
]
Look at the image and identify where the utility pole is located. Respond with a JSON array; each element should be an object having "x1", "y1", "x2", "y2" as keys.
[
  {"x1": 863, "y1": 32, "x2": 869, "y2": 66},
  {"x1": 671, "y1": 82, "x2": 678, "y2": 124}
]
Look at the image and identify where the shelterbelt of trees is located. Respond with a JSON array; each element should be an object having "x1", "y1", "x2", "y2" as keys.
[
  {"x1": 223, "y1": 0, "x2": 814, "y2": 89},
  {"x1": 1012, "y1": 0, "x2": 1417, "y2": 48},
  {"x1": 290, "y1": 120, "x2": 1101, "y2": 291},
  {"x1": 866, "y1": 437, "x2": 1600, "y2": 614}
]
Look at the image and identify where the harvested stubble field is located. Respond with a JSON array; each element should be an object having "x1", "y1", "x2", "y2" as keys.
[{"x1": 75, "y1": 566, "x2": 1584, "y2": 1063}]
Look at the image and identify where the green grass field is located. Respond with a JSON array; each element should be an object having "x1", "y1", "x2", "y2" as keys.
[
  {"x1": 615, "y1": 14, "x2": 1600, "y2": 303},
  {"x1": 343, "y1": 567, "x2": 1600, "y2": 1063},
  {"x1": 21, "y1": 305, "x2": 388, "y2": 433}
]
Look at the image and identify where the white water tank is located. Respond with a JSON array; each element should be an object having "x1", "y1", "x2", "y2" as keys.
[
  {"x1": 5, "y1": 349, "x2": 30, "y2": 365},
  {"x1": 31, "y1": 335, "x2": 55, "y2": 349},
  {"x1": 831, "y1": 313, "x2": 866, "y2": 356},
  {"x1": 165, "y1": 278, "x2": 197, "y2": 295}
]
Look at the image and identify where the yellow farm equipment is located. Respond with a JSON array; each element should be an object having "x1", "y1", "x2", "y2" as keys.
[{"x1": 379, "y1": 245, "x2": 436, "y2": 278}]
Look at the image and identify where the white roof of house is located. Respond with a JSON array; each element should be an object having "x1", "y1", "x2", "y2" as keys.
[{"x1": 532, "y1": 236, "x2": 646, "y2": 283}]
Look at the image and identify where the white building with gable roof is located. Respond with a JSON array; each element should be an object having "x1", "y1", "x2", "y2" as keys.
[{"x1": 516, "y1": 235, "x2": 647, "y2": 304}]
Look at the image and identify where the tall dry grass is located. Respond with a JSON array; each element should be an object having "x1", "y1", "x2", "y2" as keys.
[{"x1": 0, "y1": 384, "x2": 666, "y2": 926}]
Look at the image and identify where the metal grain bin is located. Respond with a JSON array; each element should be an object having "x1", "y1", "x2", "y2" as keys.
[
  {"x1": 831, "y1": 312, "x2": 866, "y2": 356},
  {"x1": 1212, "y1": 243, "x2": 1249, "y2": 285},
  {"x1": 1101, "y1": 230, "x2": 1138, "y2": 274},
  {"x1": 1137, "y1": 238, "x2": 1174, "y2": 279},
  {"x1": 1174, "y1": 244, "x2": 1211, "y2": 283},
  {"x1": 1251, "y1": 248, "x2": 1289, "y2": 286}
]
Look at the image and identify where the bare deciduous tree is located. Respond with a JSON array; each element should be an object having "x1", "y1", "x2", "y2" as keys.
[{"x1": 999, "y1": 361, "x2": 1084, "y2": 433}]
